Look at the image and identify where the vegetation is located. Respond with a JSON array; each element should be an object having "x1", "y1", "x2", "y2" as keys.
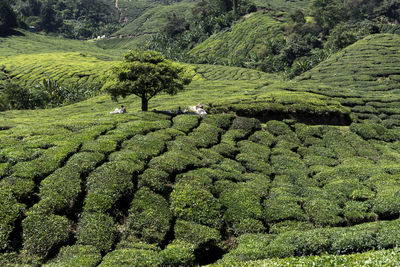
[
  {"x1": 102, "y1": 50, "x2": 192, "y2": 111},
  {"x1": 1, "y1": 0, "x2": 400, "y2": 265}
]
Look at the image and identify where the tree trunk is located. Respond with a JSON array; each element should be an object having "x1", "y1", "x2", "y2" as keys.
[{"x1": 141, "y1": 97, "x2": 148, "y2": 111}]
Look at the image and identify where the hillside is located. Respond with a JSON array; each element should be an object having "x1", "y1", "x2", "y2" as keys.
[
  {"x1": 1, "y1": 27, "x2": 400, "y2": 265},
  {"x1": 294, "y1": 34, "x2": 400, "y2": 127},
  {"x1": 188, "y1": 11, "x2": 288, "y2": 65}
]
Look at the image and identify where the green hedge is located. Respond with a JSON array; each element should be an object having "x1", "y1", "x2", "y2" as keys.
[
  {"x1": 84, "y1": 162, "x2": 134, "y2": 213},
  {"x1": 303, "y1": 198, "x2": 343, "y2": 227},
  {"x1": 214, "y1": 248, "x2": 400, "y2": 266},
  {"x1": 76, "y1": 212, "x2": 116, "y2": 253},
  {"x1": 265, "y1": 120, "x2": 292, "y2": 136},
  {"x1": 220, "y1": 234, "x2": 275, "y2": 262},
  {"x1": 174, "y1": 220, "x2": 221, "y2": 247},
  {"x1": 127, "y1": 187, "x2": 172, "y2": 245},
  {"x1": 187, "y1": 123, "x2": 223, "y2": 148},
  {"x1": 12, "y1": 141, "x2": 81, "y2": 179},
  {"x1": 22, "y1": 213, "x2": 71, "y2": 257},
  {"x1": 0, "y1": 186, "x2": 25, "y2": 251},
  {"x1": 248, "y1": 130, "x2": 275, "y2": 147},
  {"x1": 350, "y1": 122, "x2": 400, "y2": 141},
  {"x1": 138, "y1": 168, "x2": 171, "y2": 194},
  {"x1": 220, "y1": 184, "x2": 264, "y2": 235},
  {"x1": 172, "y1": 115, "x2": 200, "y2": 133},
  {"x1": 161, "y1": 240, "x2": 195, "y2": 266},
  {"x1": 263, "y1": 195, "x2": 306, "y2": 223},
  {"x1": 99, "y1": 248, "x2": 163, "y2": 267},
  {"x1": 33, "y1": 167, "x2": 81, "y2": 214},
  {"x1": 170, "y1": 180, "x2": 222, "y2": 228},
  {"x1": 203, "y1": 114, "x2": 234, "y2": 129},
  {"x1": 45, "y1": 245, "x2": 101, "y2": 267},
  {"x1": 148, "y1": 150, "x2": 200, "y2": 174},
  {"x1": 221, "y1": 129, "x2": 250, "y2": 146},
  {"x1": 230, "y1": 117, "x2": 261, "y2": 134}
]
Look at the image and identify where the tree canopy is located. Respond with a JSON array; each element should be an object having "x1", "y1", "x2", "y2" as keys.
[
  {"x1": 103, "y1": 50, "x2": 192, "y2": 111},
  {"x1": 0, "y1": 0, "x2": 17, "y2": 35}
]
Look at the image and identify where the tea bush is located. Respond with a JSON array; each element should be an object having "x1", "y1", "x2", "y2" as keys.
[
  {"x1": 174, "y1": 220, "x2": 221, "y2": 247},
  {"x1": 127, "y1": 187, "x2": 172, "y2": 245},
  {"x1": 138, "y1": 168, "x2": 171, "y2": 194},
  {"x1": 76, "y1": 212, "x2": 116, "y2": 253},
  {"x1": 170, "y1": 179, "x2": 222, "y2": 228},
  {"x1": 0, "y1": 186, "x2": 25, "y2": 251},
  {"x1": 45, "y1": 245, "x2": 101, "y2": 267},
  {"x1": 161, "y1": 240, "x2": 196, "y2": 266},
  {"x1": 172, "y1": 115, "x2": 200, "y2": 134},
  {"x1": 99, "y1": 248, "x2": 163, "y2": 267},
  {"x1": 22, "y1": 213, "x2": 71, "y2": 257}
]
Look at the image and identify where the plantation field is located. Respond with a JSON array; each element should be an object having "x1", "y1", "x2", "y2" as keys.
[
  {"x1": 188, "y1": 11, "x2": 288, "y2": 65},
  {"x1": 1, "y1": 30, "x2": 400, "y2": 265},
  {"x1": 1, "y1": 88, "x2": 400, "y2": 265},
  {"x1": 295, "y1": 34, "x2": 400, "y2": 127}
]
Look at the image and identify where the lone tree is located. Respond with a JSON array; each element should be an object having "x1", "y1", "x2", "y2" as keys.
[{"x1": 103, "y1": 50, "x2": 192, "y2": 111}]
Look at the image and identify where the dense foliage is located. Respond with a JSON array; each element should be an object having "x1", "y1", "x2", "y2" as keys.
[{"x1": 103, "y1": 50, "x2": 192, "y2": 111}]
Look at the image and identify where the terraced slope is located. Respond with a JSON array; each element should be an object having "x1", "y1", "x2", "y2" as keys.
[
  {"x1": 253, "y1": 0, "x2": 312, "y2": 11},
  {"x1": 188, "y1": 11, "x2": 288, "y2": 65},
  {"x1": 294, "y1": 34, "x2": 400, "y2": 127},
  {"x1": 1, "y1": 95, "x2": 400, "y2": 265}
]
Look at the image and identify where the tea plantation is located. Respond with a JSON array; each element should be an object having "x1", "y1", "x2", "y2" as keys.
[{"x1": 1, "y1": 31, "x2": 400, "y2": 265}]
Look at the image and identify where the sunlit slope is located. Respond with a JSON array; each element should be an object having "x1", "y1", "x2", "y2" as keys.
[
  {"x1": 294, "y1": 34, "x2": 400, "y2": 126},
  {"x1": 0, "y1": 30, "x2": 124, "y2": 60},
  {"x1": 1, "y1": 92, "x2": 400, "y2": 265},
  {"x1": 0, "y1": 31, "x2": 125, "y2": 86},
  {"x1": 189, "y1": 11, "x2": 288, "y2": 65},
  {"x1": 254, "y1": 0, "x2": 312, "y2": 12},
  {"x1": 101, "y1": 1, "x2": 196, "y2": 48}
]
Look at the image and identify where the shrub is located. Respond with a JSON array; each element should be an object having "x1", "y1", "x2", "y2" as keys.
[
  {"x1": 148, "y1": 150, "x2": 200, "y2": 174},
  {"x1": 174, "y1": 220, "x2": 221, "y2": 247},
  {"x1": 85, "y1": 162, "x2": 134, "y2": 213},
  {"x1": 170, "y1": 180, "x2": 222, "y2": 228},
  {"x1": 230, "y1": 117, "x2": 261, "y2": 134},
  {"x1": 371, "y1": 186, "x2": 400, "y2": 219},
  {"x1": 81, "y1": 137, "x2": 118, "y2": 154},
  {"x1": 265, "y1": 231, "x2": 298, "y2": 258},
  {"x1": 198, "y1": 148, "x2": 224, "y2": 166},
  {"x1": 76, "y1": 212, "x2": 116, "y2": 253},
  {"x1": 295, "y1": 228, "x2": 336, "y2": 256},
  {"x1": 187, "y1": 123, "x2": 223, "y2": 148},
  {"x1": 221, "y1": 129, "x2": 250, "y2": 146},
  {"x1": 248, "y1": 130, "x2": 275, "y2": 147},
  {"x1": 22, "y1": 213, "x2": 71, "y2": 257},
  {"x1": 33, "y1": 166, "x2": 81, "y2": 214},
  {"x1": 269, "y1": 220, "x2": 314, "y2": 235},
  {"x1": 303, "y1": 198, "x2": 343, "y2": 227},
  {"x1": 65, "y1": 152, "x2": 105, "y2": 175},
  {"x1": 376, "y1": 219, "x2": 400, "y2": 249},
  {"x1": 0, "y1": 176, "x2": 36, "y2": 201},
  {"x1": 236, "y1": 153, "x2": 272, "y2": 175},
  {"x1": 220, "y1": 184, "x2": 264, "y2": 235},
  {"x1": 331, "y1": 224, "x2": 379, "y2": 254},
  {"x1": 263, "y1": 195, "x2": 306, "y2": 223},
  {"x1": 350, "y1": 122, "x2": 400, "y2": 141},
  {"x1": 99, "y1": 248, "x2": 163, "y2": 267},
  {"x1": 323, "y1": 178, "x2": 366, "y2": 205},
  {"x1": 211, "y1": 142, "x2": 239, "y2": 158},
  {"x1": 0, "y1": 186, "x2": 25, "y2": 250},
  {"x1": 172, "y1": 115, "x2": 200, "y2": 133},
  {"x1": 265, "y1": 120, "x2": 292, "y2": 136},
  {"x1": 221, "y1": 234, "x2": 275, "y2": 262},
  {"x1": 127, "y1": 187, "x2": 172, "y2": 245},
  {"x1": 45, "y1": 245, "x2": 101, "y2": 267},
  {"x1": 343, "y1": 201, "x2": 376, "y2": 224},
  {"x1": 138, "y1": 168, "x2": 171, "y2": 194},
  {"x1": 203, "y1": 114, "x2": 234, "y2": 129},
  {"x1": 161, "y1": 240, "x2": 196, "y2": 266}
]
